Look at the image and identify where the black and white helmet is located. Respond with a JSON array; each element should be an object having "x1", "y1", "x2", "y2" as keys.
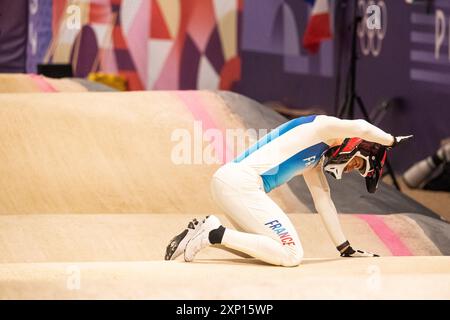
[{"x1": 323, "y1": 138, "x2": 388, "y2": 193}]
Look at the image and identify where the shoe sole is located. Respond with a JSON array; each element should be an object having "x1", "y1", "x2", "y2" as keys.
[
  {"x1": 165, "y1": 229, "x2": 190, "y2": 261},
  {"x1": 165, "y1": 220, "x2": 203, "y2": 260}
]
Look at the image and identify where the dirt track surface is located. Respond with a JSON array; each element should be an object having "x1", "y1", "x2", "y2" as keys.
[{"x1": 1, "y1": 257, "x2": 449, "y2": 299}]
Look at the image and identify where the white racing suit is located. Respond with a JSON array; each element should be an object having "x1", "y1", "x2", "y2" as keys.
[{"x1": 211, "y1": 115, "x2": 394, "y2": 266}]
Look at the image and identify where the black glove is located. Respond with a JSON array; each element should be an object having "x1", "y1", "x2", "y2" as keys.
[
  {"x1": 390, "y1": 135, "x2": 413, "y2": 148},
  {"x1": 337, "y1": 240, "x2": 380, "y2": 257}
]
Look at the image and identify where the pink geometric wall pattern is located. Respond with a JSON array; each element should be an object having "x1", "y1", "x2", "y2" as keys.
[
  {"x1": 110, "y1": 0, "x2": 144, "y2": 90},
  {"x1": 48, "y1": 0, "x2": 242, "y2": 90},
  {"x1": 150, "y1": 0, "x2": 242, "y2": 90},
  {"x1": 69, "y1": 25, "x2": 99, "y2": 77},
  {"x1": 147, "y1": 0, "x2": 175, "y2": 88},
  {"x1": 150, "y1": 0, "x2": 171, "y2": 39},
  {"x1": 121, "y1": 0, "x2": 149, "y2": 89},
  {"x1": 152, "y1": 0, "x2": 195, "y2": 89},
  {"x1": 49, "y1": 0, "x2": 145, "y2": 90},
  {"x1": 88, "y1": 2, "x2": 118, "y2": 74}
]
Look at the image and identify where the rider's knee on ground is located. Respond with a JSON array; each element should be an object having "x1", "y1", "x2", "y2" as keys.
[{"x1": 280, "y1": 245, "x2": 304, "y2": 267}]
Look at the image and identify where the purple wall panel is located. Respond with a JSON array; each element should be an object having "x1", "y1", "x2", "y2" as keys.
[
  {"x1": 238, "y1": 0, "x2": 450, "y2": 171},
  {"x1": 26, "y1": 0, "x2": 53, "y2": 73},
  {"x1": 0, "y1": 0, "x2": 28, "y2": 72}
]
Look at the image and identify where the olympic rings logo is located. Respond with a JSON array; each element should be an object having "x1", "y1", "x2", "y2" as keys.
[{"x1": 357, "y1": 0, "x2": 387, "y2": 57}]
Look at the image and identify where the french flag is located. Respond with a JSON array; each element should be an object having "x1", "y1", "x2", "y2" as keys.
[{"x1": 303, "y1": 0, "x2": 332, "y2": 54}]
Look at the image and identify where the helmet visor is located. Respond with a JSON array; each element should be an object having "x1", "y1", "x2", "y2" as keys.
[{"x1": 354, "y1": 152, "x2": 373, "y2": 177}]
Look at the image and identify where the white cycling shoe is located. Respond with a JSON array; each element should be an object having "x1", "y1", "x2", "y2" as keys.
[
  {"x1": 165, "y1": 218, "x2": 204, "y2": 260},
  {"x1": 184, "y1": 215, "x2": 222, "y2": 262}
]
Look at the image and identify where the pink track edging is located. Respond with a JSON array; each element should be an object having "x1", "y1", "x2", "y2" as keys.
[
  {"x1": 175, "y1": 91, "x2": 234, "y2": 164},
  {"x1": 28, "y1": 74, "x2": 58, "y2": 92},
  {"x1": 356, "y1": 214, "x2": 412, "y2": 256}
]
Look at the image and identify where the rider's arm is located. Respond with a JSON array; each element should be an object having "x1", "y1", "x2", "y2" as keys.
[
  {"x1": 315, "y1": 115, "x2": 395, "y2": 146},
  {"x1": 303, "y1": 164, "x2": 347, "y2": 247}
]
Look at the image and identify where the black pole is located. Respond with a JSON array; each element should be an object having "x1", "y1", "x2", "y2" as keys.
[
  {"x1": 336, "y1": 0, "x2": 401, "y2": 191},
  {"x1": 333, "y1": 0, "x2": 347, "y2": 115},
  {"x1": 338, "y1": 0, "x2": 360, "y2": 119}
]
